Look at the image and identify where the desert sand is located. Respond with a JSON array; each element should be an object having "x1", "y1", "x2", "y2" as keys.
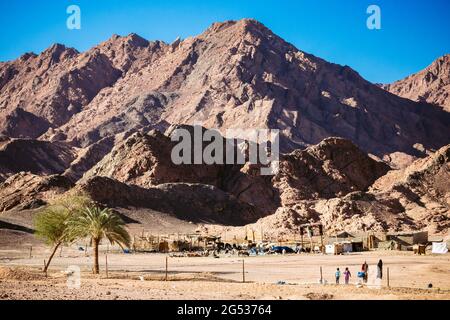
[{"x1": 1, "y1": 244, "x2": 449, "y2": 300}]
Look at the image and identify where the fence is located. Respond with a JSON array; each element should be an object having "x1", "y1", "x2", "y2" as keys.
[{"x1": 13, "y1": 242, "x2": 449, "y2": 291}]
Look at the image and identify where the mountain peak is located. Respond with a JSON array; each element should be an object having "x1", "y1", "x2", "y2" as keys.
[
  {"x1": 43, "y1": 43, "x2": 78, "y2": 55},
  {"x1": 205, "y1": 18, "x2": 272, "y2": 36},
  {"x1": 383, "y1": 54, "x2": 450, "y2": 111},
  {"x1": 105, "y1": 33, "x2": 149, "y2": 48}
]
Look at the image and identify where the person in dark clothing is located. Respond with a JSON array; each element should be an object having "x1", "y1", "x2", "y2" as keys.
[
  {"x1": 362, "y1": 261, "x2": 369, "y2": 283},
  {"x1": 377, "y1": 259, "x2": 383, "y2": 279}
]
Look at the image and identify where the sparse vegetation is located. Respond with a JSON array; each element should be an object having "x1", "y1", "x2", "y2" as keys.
[
  {"x1": 34, "y1": 194, "x2": 91, "y2": 272},
  {"x1": 68, "y1": 206, "x2": 130, "y2": 274}
]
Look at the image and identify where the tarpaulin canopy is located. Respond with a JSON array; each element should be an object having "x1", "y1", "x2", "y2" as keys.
[{"x1": 431, "y1": 242, "x2": 448, "y2": 254}]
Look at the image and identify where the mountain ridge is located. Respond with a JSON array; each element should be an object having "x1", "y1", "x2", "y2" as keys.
[
  {"x1": 383, "y1": 54, "x2": 450, "y2": 112},
  {"x1": 0, "y1": 19, "x2": 449, "y2": 166}
]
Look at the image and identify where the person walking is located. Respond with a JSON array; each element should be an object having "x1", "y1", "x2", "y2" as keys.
[
  {"x1": 362, "y1": 261, "x2": 369, "y2": 283},
  {"x1": 335, "y1": 268, "x2": 341, "y2": 284},
  {"x1": 377, "y1": 259, "x2": 383, "y2": 279},
  {"x1": 344, "y1": 267, "x2": 351, "y2": 284}
]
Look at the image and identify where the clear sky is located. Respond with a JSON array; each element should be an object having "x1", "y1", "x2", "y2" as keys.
[{"x1": 1, "y1": 0, "x2": 449, "y2": 83}]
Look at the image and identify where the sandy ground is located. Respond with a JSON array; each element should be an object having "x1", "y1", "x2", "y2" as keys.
[
  {"x1": 1, "y1": 276, "x2": 449, "y2": 300},
  {"x1": 0, "y1": 247, "x2": 449, "y2": 300},
  {"x1": 1, "y1": 211, "x2": 449, "y2": 300}
]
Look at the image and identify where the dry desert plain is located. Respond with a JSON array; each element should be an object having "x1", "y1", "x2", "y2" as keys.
[{"x1": 0, "y1": 243, "x2": 449, "y2": 300}]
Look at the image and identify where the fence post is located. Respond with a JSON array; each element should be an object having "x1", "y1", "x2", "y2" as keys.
[
  {"x1": 44, "y1": 260, "x2": 47, "y2": 278},
  {"x1": 387, "y1": 267, "x2": 390, "y2": 288},
  {"x1": 106, "y1": 254, "x2": 109, "y2": 279},
  {"x1": 29, "y1": 246, "x2": 32, "y2": 259},
  {"x1": 242, "y1": 259, "x2": 245, "y2": 283},
  {"x1": 165, "y1": 256, "x2": 168, "y2": 281},
  {"x1": 320, "y1": 266, "x2": 323, "y2": 284}
]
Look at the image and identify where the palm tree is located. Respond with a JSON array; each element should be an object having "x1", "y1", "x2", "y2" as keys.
[
  {"x1": 34, "y1": 194, "x2": 90, "y2": 273},
  {"x1": 69, "y1": 206, "x2": 130, "y2": 274}
]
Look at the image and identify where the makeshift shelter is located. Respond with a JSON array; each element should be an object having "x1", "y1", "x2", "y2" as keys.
[
  {"x1": 334, "y1": 231, "x2": 354, "y2": 239},
  {"x1": 387, "y1": 231, "x2": 428, "y2": 246},
  {"x1": 413, "y1": 244, "x2": 426, "y2": 255},
  {"x1": 342, "y1": 242, "x2": 353, "y2": 253},
  {"x1": 159, "y1": 241, "x2": 169, "y2": 253},
  {"x1": 351, "y1": 241, "x2": 364, "y2": 252},
  {"x1": 378, "y1": 240, "x2": 400, "y2": 251},
  {"x1": 325, "y1": 243, "x2": 343, "y2": 255}
]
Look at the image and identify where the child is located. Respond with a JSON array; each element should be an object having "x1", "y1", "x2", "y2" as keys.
[
  {"x1": 361, "y1": 261, "x2": 369, "y2": 283},
  {"x1": 344, "y1": 267, "x2": 351, "y2": 284},
  {"x1": 335, "y1": 268, "x2": 341, "y2": 284}
]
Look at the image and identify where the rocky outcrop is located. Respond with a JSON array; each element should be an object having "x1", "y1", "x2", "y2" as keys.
[
  {"x1": 0, "y1": 172, "x2": 73, "y2": 211},
  {"x1": 274, "y1": 137, "x2": 390, "y2": 205},
  {"x1": 0, "y1": 139, "x2": 76, "y2": 181},
  {"x1": 210, "y1": 144, "x2": 450, "y2": 237},
  {"x1": 63, "y1": 136, "x2": 116, "y2": 182},
  {"x1": 0, "y1": 108, "x2": 50, "y2": 138},
  {"x1": 383, "y1": 54, "x2": 450, "y2": 112},
  {"x1": 76, "y1": 176, "x2": 263, "y2": 225},
  {"x1": 82, "y1": 130, "x2": 226, "y2": 187},
  {"x1": 370, "y1": 144, "x2": 450, "y2": 234},
  {"x1": 81, "y1": 129, "x2": 391, "y2": 219}
]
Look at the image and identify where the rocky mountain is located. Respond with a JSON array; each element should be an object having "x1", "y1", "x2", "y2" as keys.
[
  {"x1": 0, "y1": 172, "x2": 73, "y2": 212},
  {"x1": 0, "y1": 19, "x2": 449, "y2": 236},
  {"x1": 0, "y1": 139, "x2": 76, "y2": 181},
  {"x1": 383, "y1": 55, "x2": 450, "y2": 112},
  {"x1": 75, "y1": 176, "x2": 262, "y2": 225},
  {"x1": 0, "y1": 44, "x2": 122, "y2": 138},
  {"x1": 0, "y1": 125, "x2": 447, "y2": 234},
  {"x1": 81, "y1": 128, "x2": 389, "y2": 212},
  {"x1": 1, "y1": 19, "x2": 449, "y2": 164},
  {"x1": 207, "y1": 143, "x2": 450, "y2": 237}
]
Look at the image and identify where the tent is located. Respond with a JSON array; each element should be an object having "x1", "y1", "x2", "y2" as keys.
[
  {"x1": 431, "y1": 242, "x2": 448, "y2": 254},
  {"x1": 342, "y1": 242, "x2": 353, "y2": 253},
  {"x1": 325, "y1": 243, "x2": 343, "y2": 255}
]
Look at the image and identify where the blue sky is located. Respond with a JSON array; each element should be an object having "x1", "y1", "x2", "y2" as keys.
[{"x1": 0, "y1": 0, "x2": 449, "y2": 83}]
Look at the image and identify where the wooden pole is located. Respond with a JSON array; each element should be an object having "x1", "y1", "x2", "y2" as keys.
[
  {"x1": 44, "y1": 260, "x2": 47, "y2": 278},
  {"x1": 320, "y1": 234, "x2": 324, "y2": 253},
  {"x1": 387, "y1": 267, "x2": 390, "y2": 288},
  {"x1": 320, "y1": 266, "x2": 323, "y2": 284},
  {"x1": 29, "y1": 246, "x2": 32, "y2": 258},
  {"x1": 60, "y1": 246, "x2": 63, "y2": 257},
  {"x1": 242, "y1": 259, "x2": 245, "y2": 283},
  {"x1": 106, "y1": 254, "x2": 109, "y2": 279},
  {"x1": 301, "y1": 232, "x2": 304, "y2": 252},
  {"x1": 165, "y1": 256, "x2": 168, "y2": 281}
]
